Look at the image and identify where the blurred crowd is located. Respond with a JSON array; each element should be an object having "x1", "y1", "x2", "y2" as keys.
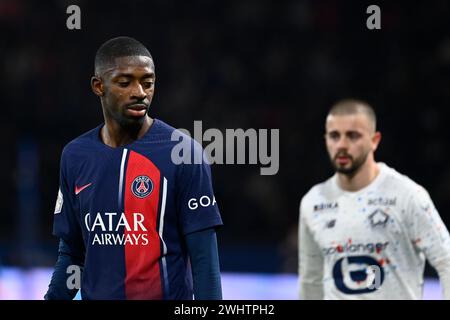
[{"x1": 1, "y1": 0, "x2": 450, "y2": 273}]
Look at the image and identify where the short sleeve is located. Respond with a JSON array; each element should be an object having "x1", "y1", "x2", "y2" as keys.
[
  {"x1": 52, "y1": 148, "x2": 84, "y2": 254},
  {"x1": 406, "y1": 186, "x2": 450, "y2": 266},
  {"x1": 177, "y1": 144, "x2": 223, "y2": 235}
]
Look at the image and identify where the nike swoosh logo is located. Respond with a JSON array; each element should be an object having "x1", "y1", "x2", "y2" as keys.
[{"x1": 75, "y1": 183, "x2": 92, "y2": 195}]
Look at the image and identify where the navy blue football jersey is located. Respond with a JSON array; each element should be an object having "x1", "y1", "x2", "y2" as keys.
[{"x1": 52, "y1": 119, "x2": 223, "y2": 300}]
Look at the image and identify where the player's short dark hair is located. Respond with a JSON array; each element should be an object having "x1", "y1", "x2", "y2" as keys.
[
  {"x1": 94, "y1": 36, "x2": 153, "y2": 74},
  {"x1": 328, "y1": 98, "x2": 377, "y2": 131}
]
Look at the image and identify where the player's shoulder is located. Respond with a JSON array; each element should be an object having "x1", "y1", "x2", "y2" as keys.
[
  {"x1": 144, "y1": 119, "x2": 203, "y2": 149},
  {"x1": 379, "y1": 163, "x2": 427, "y2": 196},
  {"x1": 145, "y1": 118, "x2": 178, "y2": 141},
  {"x1": 153, "y1": 119, "x2": 207, "y2": 162},
  {"x1": 300, "y1": 176, "x2": 335, "y2": 209},
  {"x1": 61, "y1": 125, "x2": 102, "y2": 160}
]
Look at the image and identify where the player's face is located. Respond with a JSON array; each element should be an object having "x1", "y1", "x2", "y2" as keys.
[
  {"x1": 325, "y1": 113, "x2": 379, "y2": 176},
  {"x1": 97, "y1": 56, "x2": 155, "y2": 127}
]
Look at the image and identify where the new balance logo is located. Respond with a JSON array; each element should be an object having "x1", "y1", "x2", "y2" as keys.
[{"x1": 75, "y1": 183, "x2": 92, "y2": 195}]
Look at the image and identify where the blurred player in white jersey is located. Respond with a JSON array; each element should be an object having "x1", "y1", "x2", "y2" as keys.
[{"x1": 298, "y1": 99, "x2": 450, "y2": 299}]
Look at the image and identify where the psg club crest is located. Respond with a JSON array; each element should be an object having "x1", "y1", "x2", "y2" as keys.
[{"x1": 131, "y1": 175, "x2": 153, "y2": 199}]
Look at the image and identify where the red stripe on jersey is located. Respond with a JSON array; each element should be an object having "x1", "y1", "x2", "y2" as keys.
[{"x1": 124, "y1": 150, "x2": 162, "y2": 299}]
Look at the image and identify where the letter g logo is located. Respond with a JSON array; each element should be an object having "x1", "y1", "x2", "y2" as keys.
[{"x1": 188, "y1": 198, "x2": 198, "y2": 210}]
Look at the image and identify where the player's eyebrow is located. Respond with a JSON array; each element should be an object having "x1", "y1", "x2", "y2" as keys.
[
  {"x1": 113, "y1": 72, "x2": 155, "y2": 79},
  {"x1": 327, "y1": 130, "x2": 338, "y2": 134},
  {"x1": 327, "y1": 129, "x2": 362, "y2": 136}
]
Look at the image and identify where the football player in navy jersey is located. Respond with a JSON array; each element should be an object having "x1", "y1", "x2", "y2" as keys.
[{"x1": 45, "y1": 36, "x2": 223, "y2": 300}]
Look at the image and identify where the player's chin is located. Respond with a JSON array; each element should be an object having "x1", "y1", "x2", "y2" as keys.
[
  {"x1": 333, "y1": 161, "x2": 353, "y2": 172},
  {"x1": 336, "y1": 165, "x2": 357, "y2": 175},
  {"x1": 119, "y1": 114, "x2": 147, "y2": 127},
  {"x1": 126, "y1": 114, "x2": 147, "y2": 121}
]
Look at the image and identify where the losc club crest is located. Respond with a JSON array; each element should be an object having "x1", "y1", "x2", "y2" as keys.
[{"x1": 131, "y1": 175, "x2": 153, "y2": 199}]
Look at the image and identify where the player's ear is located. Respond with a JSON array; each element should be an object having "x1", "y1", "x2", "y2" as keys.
[
  {"x1": 91, "y1": 76, "x2": 104, "y2": 97},
  {"x1": 372, "y1": 131, "x2": 382, "y2": 151}
]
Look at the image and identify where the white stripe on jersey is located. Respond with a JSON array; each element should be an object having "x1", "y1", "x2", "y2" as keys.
[
  {"x1": 118, "y1": 148, "x2": 128, "y2": 208},
  {"x1": 159, "y1": 177, "x2": 170, "y2": 295}
]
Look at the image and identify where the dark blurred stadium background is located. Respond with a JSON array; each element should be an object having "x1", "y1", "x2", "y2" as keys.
[{"x1": 1, "y1": 0, "x2": 450, "y2": 297}]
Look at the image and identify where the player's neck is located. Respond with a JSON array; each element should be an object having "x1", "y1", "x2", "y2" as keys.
[
  {"x1": 101, "y1": 116, "x2": 154, "y2": 148},
  {"x1": 337, "y1": 159, "x2": 380, "y2": 192}
]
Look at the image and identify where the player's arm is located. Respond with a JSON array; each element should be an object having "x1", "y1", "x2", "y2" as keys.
[
  {"x1": 45, "y1": 238, "x2": 84, "y2": 300},
  {"x1": 185, "y1": 227, "x2": 222, "y2": 300},
  {"x1": 406, "y1": 187, "x2": 450, "y2": 300},
  {"x1": 299, "y1": 197, "x2": 324, "y2": 300},
  {"x1": 176, "y1": 137, "x2": 224, "y2": 300},
  {"x1": 45, "y1": 147, "x2": 85, "y2": 300}
]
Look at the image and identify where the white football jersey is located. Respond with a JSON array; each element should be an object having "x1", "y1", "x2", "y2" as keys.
[{"x1": 299, "y1": 163, "x2": 450, "y2": 300}]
